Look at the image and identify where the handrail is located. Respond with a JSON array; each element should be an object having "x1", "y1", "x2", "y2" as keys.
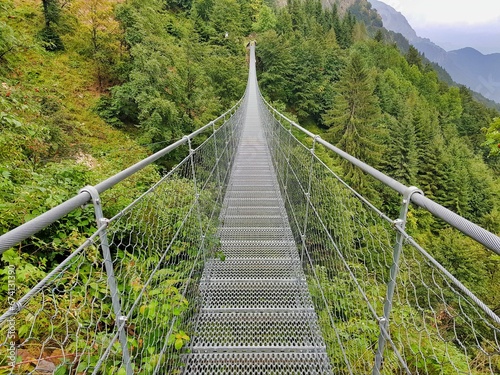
[
  {"x1": 260, "y1": 94, "x2": 500, "y2": 255},
  {"x1": 0, "y1": 98, "x2": 244, "y2": 254}
]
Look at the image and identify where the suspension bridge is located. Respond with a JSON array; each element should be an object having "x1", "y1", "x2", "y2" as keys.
[{"x1": 0, "y1": 43, "x2": 499, "y2": 374}]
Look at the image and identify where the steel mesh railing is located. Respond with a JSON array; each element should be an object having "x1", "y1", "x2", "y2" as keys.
[
  {"x1": 0, "y1": 101, "x2": 245, "y2": 374},
  {"x1": 259, "y1": 94, "x2": 500, "y2": 374}
]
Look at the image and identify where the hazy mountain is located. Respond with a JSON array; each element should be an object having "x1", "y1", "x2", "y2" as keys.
[{"x1": 368, "y1": 0, "x2": 500, "y2": 104}]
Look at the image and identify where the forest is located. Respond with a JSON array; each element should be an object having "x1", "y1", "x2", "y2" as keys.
[{"x1": 1, "y1": 0, "x2": 500, "y2": 372}]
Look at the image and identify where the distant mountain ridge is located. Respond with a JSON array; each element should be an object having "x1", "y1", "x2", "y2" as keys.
[{"x1": 368, "y1": 0, "x2": 500, "y2": 104}]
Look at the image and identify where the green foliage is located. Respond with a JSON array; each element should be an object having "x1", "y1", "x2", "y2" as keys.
[
  {"x1": 98, "y1": 0, "x2": 247, "y2": 151},
  {"x1": 323, "y1": 50, "x2": 381, "y2": 192},
  {"x1": 309, "y1": 266, "x2": 381, "y2": 373},
  {"x1": 39, "y1": 0, "x2": 64, "y2": 51},
  {"x1": 0, "y1": 17, "x2": 16, "y2": 60},
  {"x1": 252, "y1": 4, "x2": 277, "y2": 33},
  {"x1": 38, "y1": 26, "x2": 64, "y2": 51},
  {"x1": 41, "y1": 0, "x2": 61, "y2": 27},
  {"x1": 257, "y1": 0, "x2": 500, "y2": 232},
  {"x1": 483, "y1": 117, "x2": 500, "y2": 157},
  {"x1": 405, "y1": 45, "x2": 422, "y2": 70}
]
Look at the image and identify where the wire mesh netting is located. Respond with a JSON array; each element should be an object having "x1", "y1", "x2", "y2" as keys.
[
  {"x1": 0, "y1": 105, "x2": 244, "y2": 375},
  {"x1": 260, "y1": 98, "x2": 500, "y2": 374},
  {"x1": 385, "y1": 230, "x2": 500, "y2": 374}
]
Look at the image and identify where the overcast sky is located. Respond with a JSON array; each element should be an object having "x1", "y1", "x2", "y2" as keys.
[{"x1": 379, "y1": 0, "x2": 500, "y2": 54}]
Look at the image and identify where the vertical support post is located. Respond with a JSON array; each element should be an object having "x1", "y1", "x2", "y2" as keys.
[
  {"x1": 80, "y1": 186, "x2": 133, "y2": 375},
  {"x1": 300, "y1": 136, "x2": 319, "y2": 266},
  {"x1": 185, "y1": 137, "x2": 207, "y2": 264},
  {"x1": 372, "y1": 186, "x2": 423, "y2": 375},
  {"x1": 211, "y1": 122, "x2": 222, "y2": 192},
  {"x1": 221, "y1": 115, "x2": 231, "y2": 186},
  {"x1": 283, "y1": 121, "x2": 293, "y2": 200}
]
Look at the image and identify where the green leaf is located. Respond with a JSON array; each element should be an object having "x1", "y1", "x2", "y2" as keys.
[
  {"x1": 54, "y1": 365, "x2": 68, "y2": 375},
  {"x1": 215, "y1": 251, "x2": 226, "y2": 261},
  {"x1": 18, "y1": 324, "x2": 30, "y2": 337},
  {"x1": 167, "y1": 334, "x2": 175, "y2": 346},
  {"x1": 174, "y1": 338, "x2": 183, "y2": 350}
]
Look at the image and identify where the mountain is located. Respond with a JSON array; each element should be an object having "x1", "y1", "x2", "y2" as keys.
[{"x1": 368, "y1": 0, "x2": 500, "y2": 105}]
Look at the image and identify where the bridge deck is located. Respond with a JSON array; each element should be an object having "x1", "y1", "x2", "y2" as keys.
[{"x1": 183, "y1": 45, "x2": 332, "y2": 374}]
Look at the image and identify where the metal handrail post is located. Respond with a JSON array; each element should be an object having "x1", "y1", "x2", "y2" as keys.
[
  {"x1": 79, "y1": 186, "x2": 133, "y2": 375},
  {"x1": 372, "y1": 186, "x2": 423, "y2": 375},
  {"x1": 300, "y1": 136, "x2": 319, "y2": 266},
  {"x1": 212, "y1": 122, "x2": 223, "y2": 193},
  {"x1": 185, "y1": 137, "x2": 208, "y2": 266}
]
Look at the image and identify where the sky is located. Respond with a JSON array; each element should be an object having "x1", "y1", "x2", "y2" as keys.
[{"x1": 379, "y1": 0, "x2": 500, "y2": 54}]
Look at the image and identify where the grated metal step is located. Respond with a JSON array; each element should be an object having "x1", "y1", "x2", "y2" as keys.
[
  {"x1": 224, "y1": 191, "x2": 278, "y2": 199},
  {"x1": 198, "y1": 281, "x2": 314, "y2": 311},
  {"x1": 183, "y1": 352, "x2": 332, "y2": 375},
  {"x1": 221, "y1": 206, "x2": 285, "y2": 216},
  {"x1": 224, "y1": 198, "x2": 282, "y2": 207},
  {"x1": 190, "y1": 312, "x2": 326, "y2": 351},
  {"x1": 230, "y1": 181, "x2": 277, "y2": 187},
  {"x1": 219, "y1": 227, "x2": 294, "y2": 241},
  {"x1": 225, "y1": 184, "x2": 275, "y2": 191},
  {"x1": 201, "y1": 259, "x2": 305, "y2": 281},
  {"x1": 219, "y1": 240, "x2": 299, "y2": 259},
  {"x1": 221, "y1": 215, "x2": 285, "y2": 228}
]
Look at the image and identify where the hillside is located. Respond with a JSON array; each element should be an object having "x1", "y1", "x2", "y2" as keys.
[
  {"x1": 0, "y1": 0, "x2": 158, "y2": 234},
  {"x1": 256, "y1": 0, "x2": 500, "y2": 221},
  {"x1": 0, "y1": 0, "x2": 248, "y2": 239}
]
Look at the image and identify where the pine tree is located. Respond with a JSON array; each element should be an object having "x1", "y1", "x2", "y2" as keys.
[
  {"x1": 252, "y1": 5, "x2": 277, "y2": 33},
  {"x1": 374, "y1": 29, "x2": 384, "y2": 43},
  {"x1": 323, "y1": 51, "x2": 381, "y2": 190},
  {"x1": 337, "y1": 11, "x2": 355, "y2": 49},
  {"x1": 405, "y1": 45, "x2": 422, "y2": 70},
  {"x1": 383, "y1": 103, "x2": 418, "y2": 186}
]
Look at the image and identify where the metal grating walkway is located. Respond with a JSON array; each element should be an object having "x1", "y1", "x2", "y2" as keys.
[{"x1": 183, "y1": 44, "x2": 332, "y2": 374}]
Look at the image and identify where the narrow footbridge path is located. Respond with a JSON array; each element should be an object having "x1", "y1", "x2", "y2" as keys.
[{"x1": 184, "y1": 44, "x2": 332, "y2": 374}]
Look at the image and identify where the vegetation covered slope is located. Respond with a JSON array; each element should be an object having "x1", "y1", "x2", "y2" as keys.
[
  {"x1": 255, "y1": 0, "x2": 500, "y2": 322},
  {"x1": 256, "y1": 0, "x2": 500, "y2": 227},
  {"x1": 0, "y1": 0, "x2": 250, "y2": 247},
  {"x1": 1, "y1": 0, "x2": 153, "y2": 238}
]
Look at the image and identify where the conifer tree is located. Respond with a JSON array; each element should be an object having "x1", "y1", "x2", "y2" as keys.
[
  {"x1": 323, "y1": 51, "x2": 381, "y2": 190},
  {"x1": 405, "y1": 45, "x2": 422, "y2": 70},
  {"x1": 253, "y1": 5, "x2": 277, "y2": 33},
  {"x1": 374, "y1": 29, "x2": 384, "y2": 43}
]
